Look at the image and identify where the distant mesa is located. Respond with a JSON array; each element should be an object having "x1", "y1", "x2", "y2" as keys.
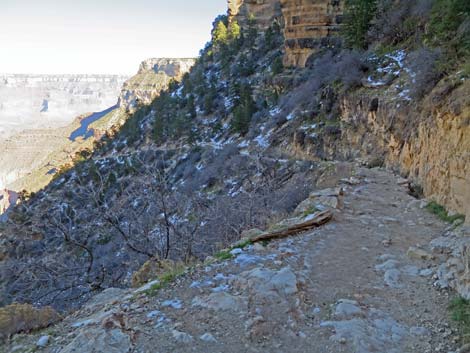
[
  {"x1": 119, "y1": 58, "x2": 196, "y2": 113},
  {"x1": 137, "y1": 58, "x2": 196, "y2": 78}
]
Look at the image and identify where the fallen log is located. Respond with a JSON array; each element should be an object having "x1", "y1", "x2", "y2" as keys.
[{"x1": 250, "y1": 210, "x2": 333, "y2": 243}]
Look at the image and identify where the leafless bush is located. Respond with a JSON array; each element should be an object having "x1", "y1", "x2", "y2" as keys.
[
  {"x1": 279, "y1": 50, "x2": 365, "y2": 117},
  {"x1": 369, "y1": 0, "x2": 433, "y2": 45},
  {"x1": 408, "y1": 47, "x2": 443, "y2": 99}
]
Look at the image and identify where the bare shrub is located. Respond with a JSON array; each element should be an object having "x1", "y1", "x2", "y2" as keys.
[
  {"x1": 370, "y1": 0, "x2": 433, "y2": 45},
  {"x1": 408, "y1": 48, "x2": 443, "y2": 99},
  {"x1": 279, "y1": 50, "x2": 366, "y2": 117}
]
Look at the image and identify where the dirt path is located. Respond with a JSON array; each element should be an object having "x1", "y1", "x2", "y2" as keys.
[{"x1": 4, "y1": 167, "x2": 458, "y2": 353}]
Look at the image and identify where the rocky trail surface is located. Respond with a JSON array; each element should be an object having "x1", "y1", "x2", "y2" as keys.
[{"x1": 5, "y1": 167, "x2": 460, "y2": 353}]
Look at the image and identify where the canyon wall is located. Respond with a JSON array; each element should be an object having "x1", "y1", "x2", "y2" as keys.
[
  {"x1": 118, "y1": 58, "x2": 196, "y2": 112},
  {"x1": 228, "y1": 0, "x2": 282, "y2": 30},
  {"x1": 0, "y1": 59, "x2": 195, "y2": 209},
  {"x1": 280, "y1": 0, "x2": 344, "y2": 67},
  {"x1": 0, "y1": 74, "x2": 128, "y2": 139},
  {"x1": 301, "y1": 80, "x2": 470, "y2": 223},
  {"x1": 227, "y1": 0, "x2": 344, "y2": 68},
  {"x1": 342, "y1": 86, "x2": 469, "y2": 223}
]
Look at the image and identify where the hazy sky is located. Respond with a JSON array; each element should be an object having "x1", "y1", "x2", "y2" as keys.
[{"x1": 0, "y1": 0, "x2": 226, "y2": 75}]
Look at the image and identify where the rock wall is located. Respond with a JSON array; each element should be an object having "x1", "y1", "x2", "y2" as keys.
[
  {"x1": 331, "y1": 81, "x2": 470, "y2": 223},
  {"x1": 280, "y1": 0, "x2": 344, "y2": 67},
  {"x1": 227, "y1": 0, "x2": 344, "y2": 68},
  {"x1": 118, "y1": 58, "x2": 195, "y2": 112},
  {"x1": 228, "y1": 0, "x2": 282, "y2": 30}
]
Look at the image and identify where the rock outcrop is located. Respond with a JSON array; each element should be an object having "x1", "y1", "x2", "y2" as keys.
[
  {"x1": 228, "y1": 0, "x2": 282, "y2": 30},
  {"x1": 280, "y1": 0, "x2": 344, "y2": 67},
  {"x1": 227, "y1": 0, "x2": 344, "y2": 68},
  {"x1": 335, "y1": 82, "x2": 470, "y2": 224},
  {"x1": 0, "y1": 189, "x2": 18, "y2": 216},
  {"x1": 118, "y1": 58, "x2": 196, "y2": 112}
]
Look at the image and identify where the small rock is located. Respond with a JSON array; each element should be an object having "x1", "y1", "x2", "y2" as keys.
[
  {"x1": 384, "y1": 269, "x2": 402, "y2": 288},
  {"x1": 240, "y1": 228, "x2": 264, "y2": 241},
  {"x1": 171, "y1": 329, "x2": 193, "y2": 343},
  {"x1": 37, "y1": 335, "x2": 50, "y2": 347},
  {"x1": 162, "y1": 299, "x2": 183, "y2": 309},
  {"x1": 335, "y1": 300, "x2": 362, "y2": 318},
  {"x1": 146, "y1": 310, "x2": 161, "y2": 318},
  {"x1": 419, "y1": 268, "x2": 434, "y2": 277},
  {"x1": 252, "y1": 243, "x2": 265, "y2": 252},
  {"x1": 134, "y1": 279, "x2": 160, "y2": 294},
  {"x1": 230, "y1": 248, "x2": 243, "y2": 256},
  {"x1": 192, "y1": 292, "x2": 247, "y2": 312},
  {"x1": 410, "y1": 326, "x2": 430, "y2": 336},
  {"x1": 200, "y1": 333, "x2": 217, "y2": 343},
  {"x1": 375, "y1": 260, "x2": 399, "y2": 271}
]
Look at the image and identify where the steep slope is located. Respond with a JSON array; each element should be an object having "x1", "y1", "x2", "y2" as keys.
[
  {"x1": 0, "y1": 59, "x2": 194, "y2": 210},
  {"x1": 0, "y1": 0, "x2": 469, "y2": 350},
  {"x1": 3, "y1": 168, "x2": 458, "y2": 352},
  {"x1": 118, "y1": 58, "x2": 196, "y2": 112}
]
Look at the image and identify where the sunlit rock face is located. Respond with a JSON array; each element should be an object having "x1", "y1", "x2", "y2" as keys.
[
  {"x1": 0, "y1": 74, "x2": 128, "y2": 139},
  {"x1": 227, "y1": 0, "x2": 343, "y2": 68},
  {"x1": 280, "y1": 0, "x2": 344, "y2": 67},
  {"x1": 118, "y1": 58, "x2": 196, "y2": 112},
  {"x1": 227, "y1": 0, "x2": 282, "y2": 30}
]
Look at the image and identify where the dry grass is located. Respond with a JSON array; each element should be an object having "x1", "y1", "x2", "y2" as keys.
[
  {"x1": 0, "y1": 303, "x2": 61, "y2": 340},
  {"x1": 131, "y1": 259, "x2": 184, "y2": 288}
]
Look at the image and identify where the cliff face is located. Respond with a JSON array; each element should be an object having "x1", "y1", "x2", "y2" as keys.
[
  {"x1": 118, "y1": 58, "x2": 196, "y2": 112},
  {"x1": 280, "y1": 0, "x2": 344, "y2": 67},
  {"x1": 341, "y1": 87, "x2": 470, "y2": 223},
  {"x1": 300, "y1": 79, "x2": 470, "y2": 224},
  {"x1": 228, "y1": 0, "x2": 282, "y2": 30},
  {"x1": 227, "y1": 0, "x2": 343, "y2": 68}
]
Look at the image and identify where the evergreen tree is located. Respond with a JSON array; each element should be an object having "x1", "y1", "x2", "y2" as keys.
[
  {"x1": 231, "y1": 83, "x2": 256, "y2": 135},
  {"x1": 186, "y1": 94, "x2": 197, "y2": 119},
  {"x1": 228, "y1": 20, "x2": 241, "y2": 41},
  {"x1": 213, "y1": 20, "x2": 228, "y2": 46},
  {"x1": 204, "y1": 83, "x2": 217, "y2": 113},
  {"x1": 343, "y1": 0, "x2": 378, "y2": 49},
  {"x1": 428, "y1": 0, "x2": 470, "y2": 60}
]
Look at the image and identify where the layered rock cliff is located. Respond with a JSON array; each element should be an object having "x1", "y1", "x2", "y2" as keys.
[
  {"x1": 227, "y1": 0, "x2": 344, "y2": 68},
  {"x1": 118, "y1": 58, "x2": 196, "y2": 112},
  {"x1": 280, "y1": 0, "x2": 344, "y2": 67},
  {"x1": 337, "y1": 82, "x2": 470, "y2": 223},
  {"x1": 228, "y1": 0, "x2": 282, "y2": 30}
]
